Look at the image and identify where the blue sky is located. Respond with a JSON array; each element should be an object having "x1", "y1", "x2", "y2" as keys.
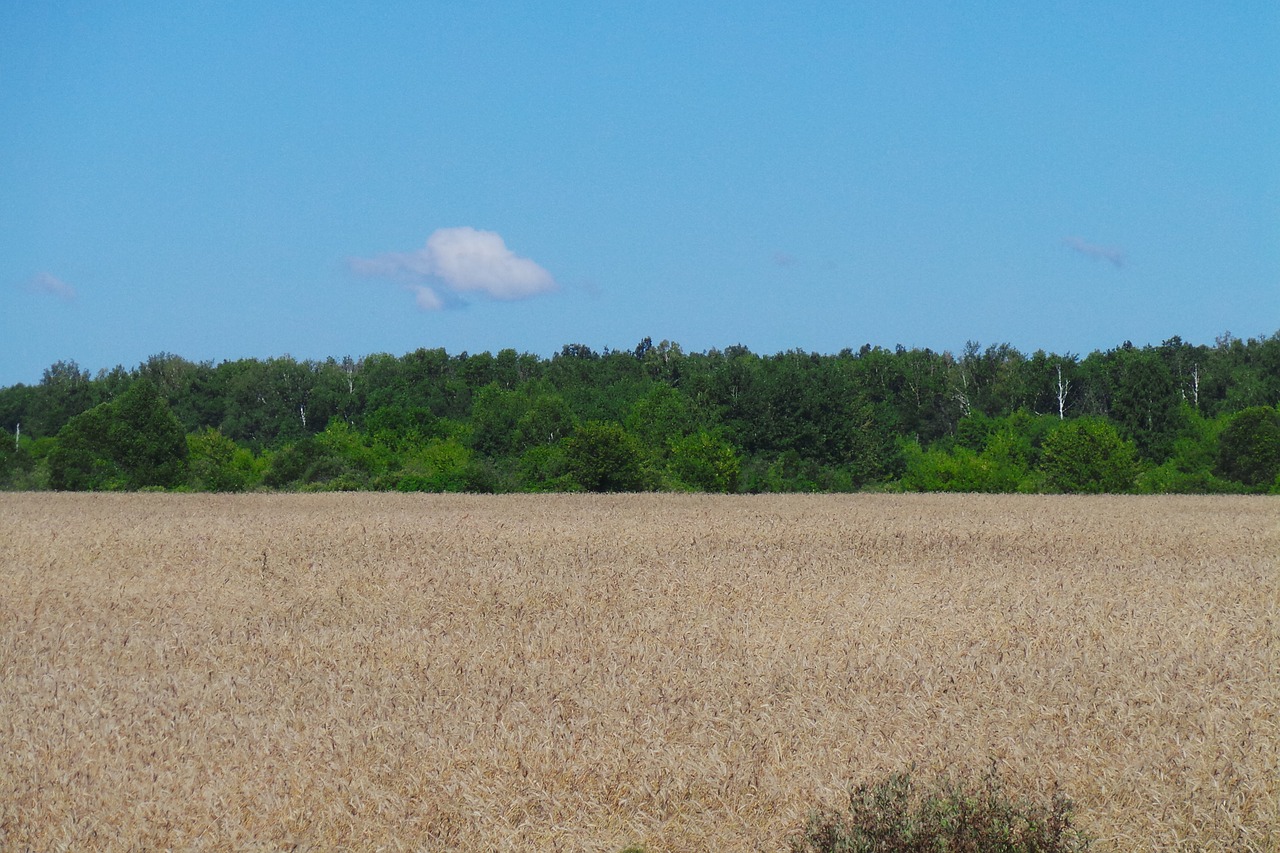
[{"x1": 3, "y1": 2, "x2": 1277, "y2": 387}]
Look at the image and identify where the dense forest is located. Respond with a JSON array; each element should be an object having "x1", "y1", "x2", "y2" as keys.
[{"x1": 2, "y1": 332, "x2": 1278, "y2": 494}]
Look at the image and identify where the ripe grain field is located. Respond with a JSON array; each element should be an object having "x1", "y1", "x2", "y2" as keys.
[{"x1": 1, "y1": 493, "x2": 1276, "y2": 851}]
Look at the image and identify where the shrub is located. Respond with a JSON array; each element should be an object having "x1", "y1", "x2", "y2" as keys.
[
  {"x1": 187, "y1": 427, "x2": 250, "y2": 492},
  {"x1": 1040, "y1": 418, "x2": 1138, "y2": 494},
  {"x1": 515, "y1": 443, "x2": 578, "y2": 492},
  {"x1": 791, "y1": 768, "x2": 1091, "y2": 853},
  {"x1": 392, "y1": 438, "x2": 478, "y2": 492},
  {"x1": 563, "y1": 421, "x2": 649, "y2": 492},
  {"x1": 1215, "y1": 406, "x2": 1280, "y2": 490},
  {"x1": 899, "y1": 438, "x2": 1032, "y2": 494},
  {"x1": 668, "y1": 430, "x2": 740, "y2": 492}
]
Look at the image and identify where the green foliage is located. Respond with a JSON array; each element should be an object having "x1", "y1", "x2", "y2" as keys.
[
  {"x1": 7, "y1": 335, "x2": 1279, "y2": 493},
  {"x1": 902, "y1": 444, "x2": 1026, "y2": 493},
  {"x1": 31, "y1": 359, "x2": 95, "y2": 437},
  {"x1": 624, "y1": 384, "x2": 698, "y2": 456},
  {"x1": 1214, "y1": 406, "x2": 1280, "y2": 490},
  {"x1": 1136, "y1": 462, "x2": 1240, "y2": 495},
  {"x1": 187, "y1": 427, "x2": 255, "y2": 492},
  {"x1": 515, "y1": 442, "x2": 577, "y2": 492},
  {"x1": 842, "y1": 400, "x2": 907, "y2": 486},
  {"x1": 394, "y1": 438, "x2": 478, "y2": 492},
  {"x1": 742, "y1": 451, "x2": 823, "y2": 493},
  {"x1": 314, "y1": 419, "x2": 383, "y2": 485},
  {"x1": 742, "y1": 452, "x2": 898, "y2": 494},
  {"x1": 1136, "y1": 406, "x2": 1238, "y2": 494},
  {"x1": 900, "y1": 412, "x2": 1048, "y2": 493},
  {"x1": 1107, "y1": 347, "x2": 1183, "y2": 462},
  {"x1": 792, "y1": 768, "x2": 1091, "y2": 853},
  {"x1": 47, "y1": 407, "x2": 123, "y2": 490},
  {"x1": 668, "y1": 431, "x2": 741, "y2": 492},
  {"x1": 48, "y1": 379, "x2": 188, "y2": 490},
  {"x1": 1040, "y1": 418, "x2": 1139, "y2": 494},
  {"x1": 365, "y1": 405, "x2": 442, "y2": 451},
  {"x1": 0, "y1": 430, "x2": 40, "y2": 490},
  {"x1": 19, "y1": 437, "x2": 55, "y2": 489},
  {"x1": 954, "y1": 413, "x2": 998, "y2": 452},
  {"x1": 261, "y1": 438, "x2": 327, "y2": 489},
  {"x1": 513, "y1": 394, "x2": 575, "y2": 452},
  {"x1": 564, "y1": 421, "x2": 649, "y2": 492},
  {"x1": 469, "y1": 383, "x2": 527, "y2": 457},
  {"x1": 1007, "y1": 409, "x2": 1064, "y2": 462},
  {"x1": 219, "y1": 355, "x2": 317, "y2": 448},
  {"x1": 261, "y1": 421, "x2": 387, "y2": 491},
  {"x1": 107, "y1": 378, "x2": 189, "y2": 488}
]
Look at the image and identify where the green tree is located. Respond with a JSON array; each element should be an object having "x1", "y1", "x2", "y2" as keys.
[
  {"x1": 1040, "y1": 418, "x2": 1139, "y2": 494},
  {"x1": 219, "y1": 356, "x2": 315, "y2": 447},
  {"x1": 1, "y1": 429, "x2": 28, "y2": 488},
  {"x1": 469, "y1": 383, "x2": 527, "y2": 458},
  {"x1": 1107, "y1": 346, "x2": 1184, "y2": 461},
  {"x1": 110, "y1": 378, "x2": 189, "y2": 488},
  {"x1": 842, "y1": 399, "x2": 906, "y2": 486},
  {"x1": 261, "y1": 438, "x2": 323, "y2": 489},
  {"x1": 900, "y1": 442, "x2": 1026, "y2": 493},
  {"x1": 493, "y1": 347, "x2": 538, "y2": 390},
  {"x1": 951, "y1": 341, "x2": 1029, "y2": 417},
  {"x1": 365, "y1": 405, "x2": 441, "y2": 452},
  {"x1": 395, "y1": 438, "x2": 477, "y2": 492},
  {"x1": 668, "y1": 431, "x2": 740, "y2": 492},
  {"x1": 624, "y1": 383, "x2": 698, "y2": 461},
  {"x1": 1135, "y1": 404, "x2": 1236, "y2": 494},
  {"x1": 261, "y1": 421, "x2": 380, "y2": 491},
  {"x1": 48, "y1": 378, "x2": 188, "y2": 490},
  {"x1": 29, "y1": 360, "x2": 94, "y2": 437},
  {"x1": 1021, "y1": 351, "x2": 1078, "y2": 419},
  {"x1": 48, "y1": 405, "x2": 119, "y2": 490},
  {"x1": 1215, "y1": 406, "x2": 1280, "y2": 490},
  {"x1": 312, "y1": 419, "x2": 381, "y2": 489},
  {"x1": 515, "y1": 443, "x2": 575, "y2": 492},
  {"x1": 513, "y1": 394, "x2": 575, "y2": 452},
  {"x1": 564, "y1": 421, "x2": 648, "y2": 492},
  {"x1": 187, "y1": 427, "x2": 255, "y2": 492}
]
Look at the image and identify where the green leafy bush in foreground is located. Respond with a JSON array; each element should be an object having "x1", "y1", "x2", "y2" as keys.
[{"x1": 792, "y1": 768, "x2": 1091, "y2": 852}]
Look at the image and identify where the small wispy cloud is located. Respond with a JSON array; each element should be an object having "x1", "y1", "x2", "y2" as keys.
[
  {"x1": 1064, "y1": 236, "x2": 1125, "y2": 268},
  {"x1": 409, "y1": 285, "x2": 444, "y2": 311},
  {"x1": 25, "y1": 272, "x2": 77, "y2": 301},
  {"x1": 350, "y1": 227, "x2": 557, "y2": 311}
]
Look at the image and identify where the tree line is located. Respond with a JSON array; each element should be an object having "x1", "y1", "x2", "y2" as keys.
[{"x1": 1, "y1": 332, "x2": 1278, "y2": 494}]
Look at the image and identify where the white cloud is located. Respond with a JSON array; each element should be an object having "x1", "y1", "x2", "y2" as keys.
[
  {"x1": 351, "y1": 227, "x2": 557, "y2": 310},
  {"x1": 26, "y1": 272, "x2": 77, "y2": 300},
  {"x1": 1064, "y1": 236, "x2": 1125, "y2": 268},
  {"x1": 410, "y1": 285, "x2": 444, "y2": 311}
]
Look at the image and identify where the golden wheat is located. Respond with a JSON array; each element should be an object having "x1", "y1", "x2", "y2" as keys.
[{"x1": 1, "y1": 493, "x2": 1276, "y2": 851}]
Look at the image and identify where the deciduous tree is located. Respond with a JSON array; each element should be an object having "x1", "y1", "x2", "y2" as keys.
[
  {"x1": 1215, "y1": 406, "x2": 1280, "y2": 490},
  {"x1": 564, "y1": 421, "x2": 648, "y2": 492},
  {"x1": 1040, "y1": 417, "x2": 1138, "y2": 494}
]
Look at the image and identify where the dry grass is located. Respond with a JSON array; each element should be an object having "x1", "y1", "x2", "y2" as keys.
[{"x1": 1, "y1": 493, "x2": 1276, "y2": 851}]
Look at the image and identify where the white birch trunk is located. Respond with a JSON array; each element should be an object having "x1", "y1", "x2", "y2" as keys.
[{"x1": 1055, "y1": 364, "x2": 1070, "y2": 419}]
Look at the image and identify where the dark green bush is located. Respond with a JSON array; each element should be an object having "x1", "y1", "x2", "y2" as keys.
[
  {"x1": 792, "y1": 768, "x2": 1091, "y2": 852},
  {"x1": 1214, "y1": 405, "x2": 1280, "y2": 490},
  {"x1": 47, "y1": 378, "x2": 187, "y2": 490}
]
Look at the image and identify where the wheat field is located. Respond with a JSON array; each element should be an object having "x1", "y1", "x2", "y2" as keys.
[{"x1": 1, "y1": 493, "x2": 1276, "y2": 851}]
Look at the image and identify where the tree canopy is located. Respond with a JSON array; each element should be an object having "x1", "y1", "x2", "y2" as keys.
[{"x1": 2, "y1": 332, "x2": 1278, "y2": 494}]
